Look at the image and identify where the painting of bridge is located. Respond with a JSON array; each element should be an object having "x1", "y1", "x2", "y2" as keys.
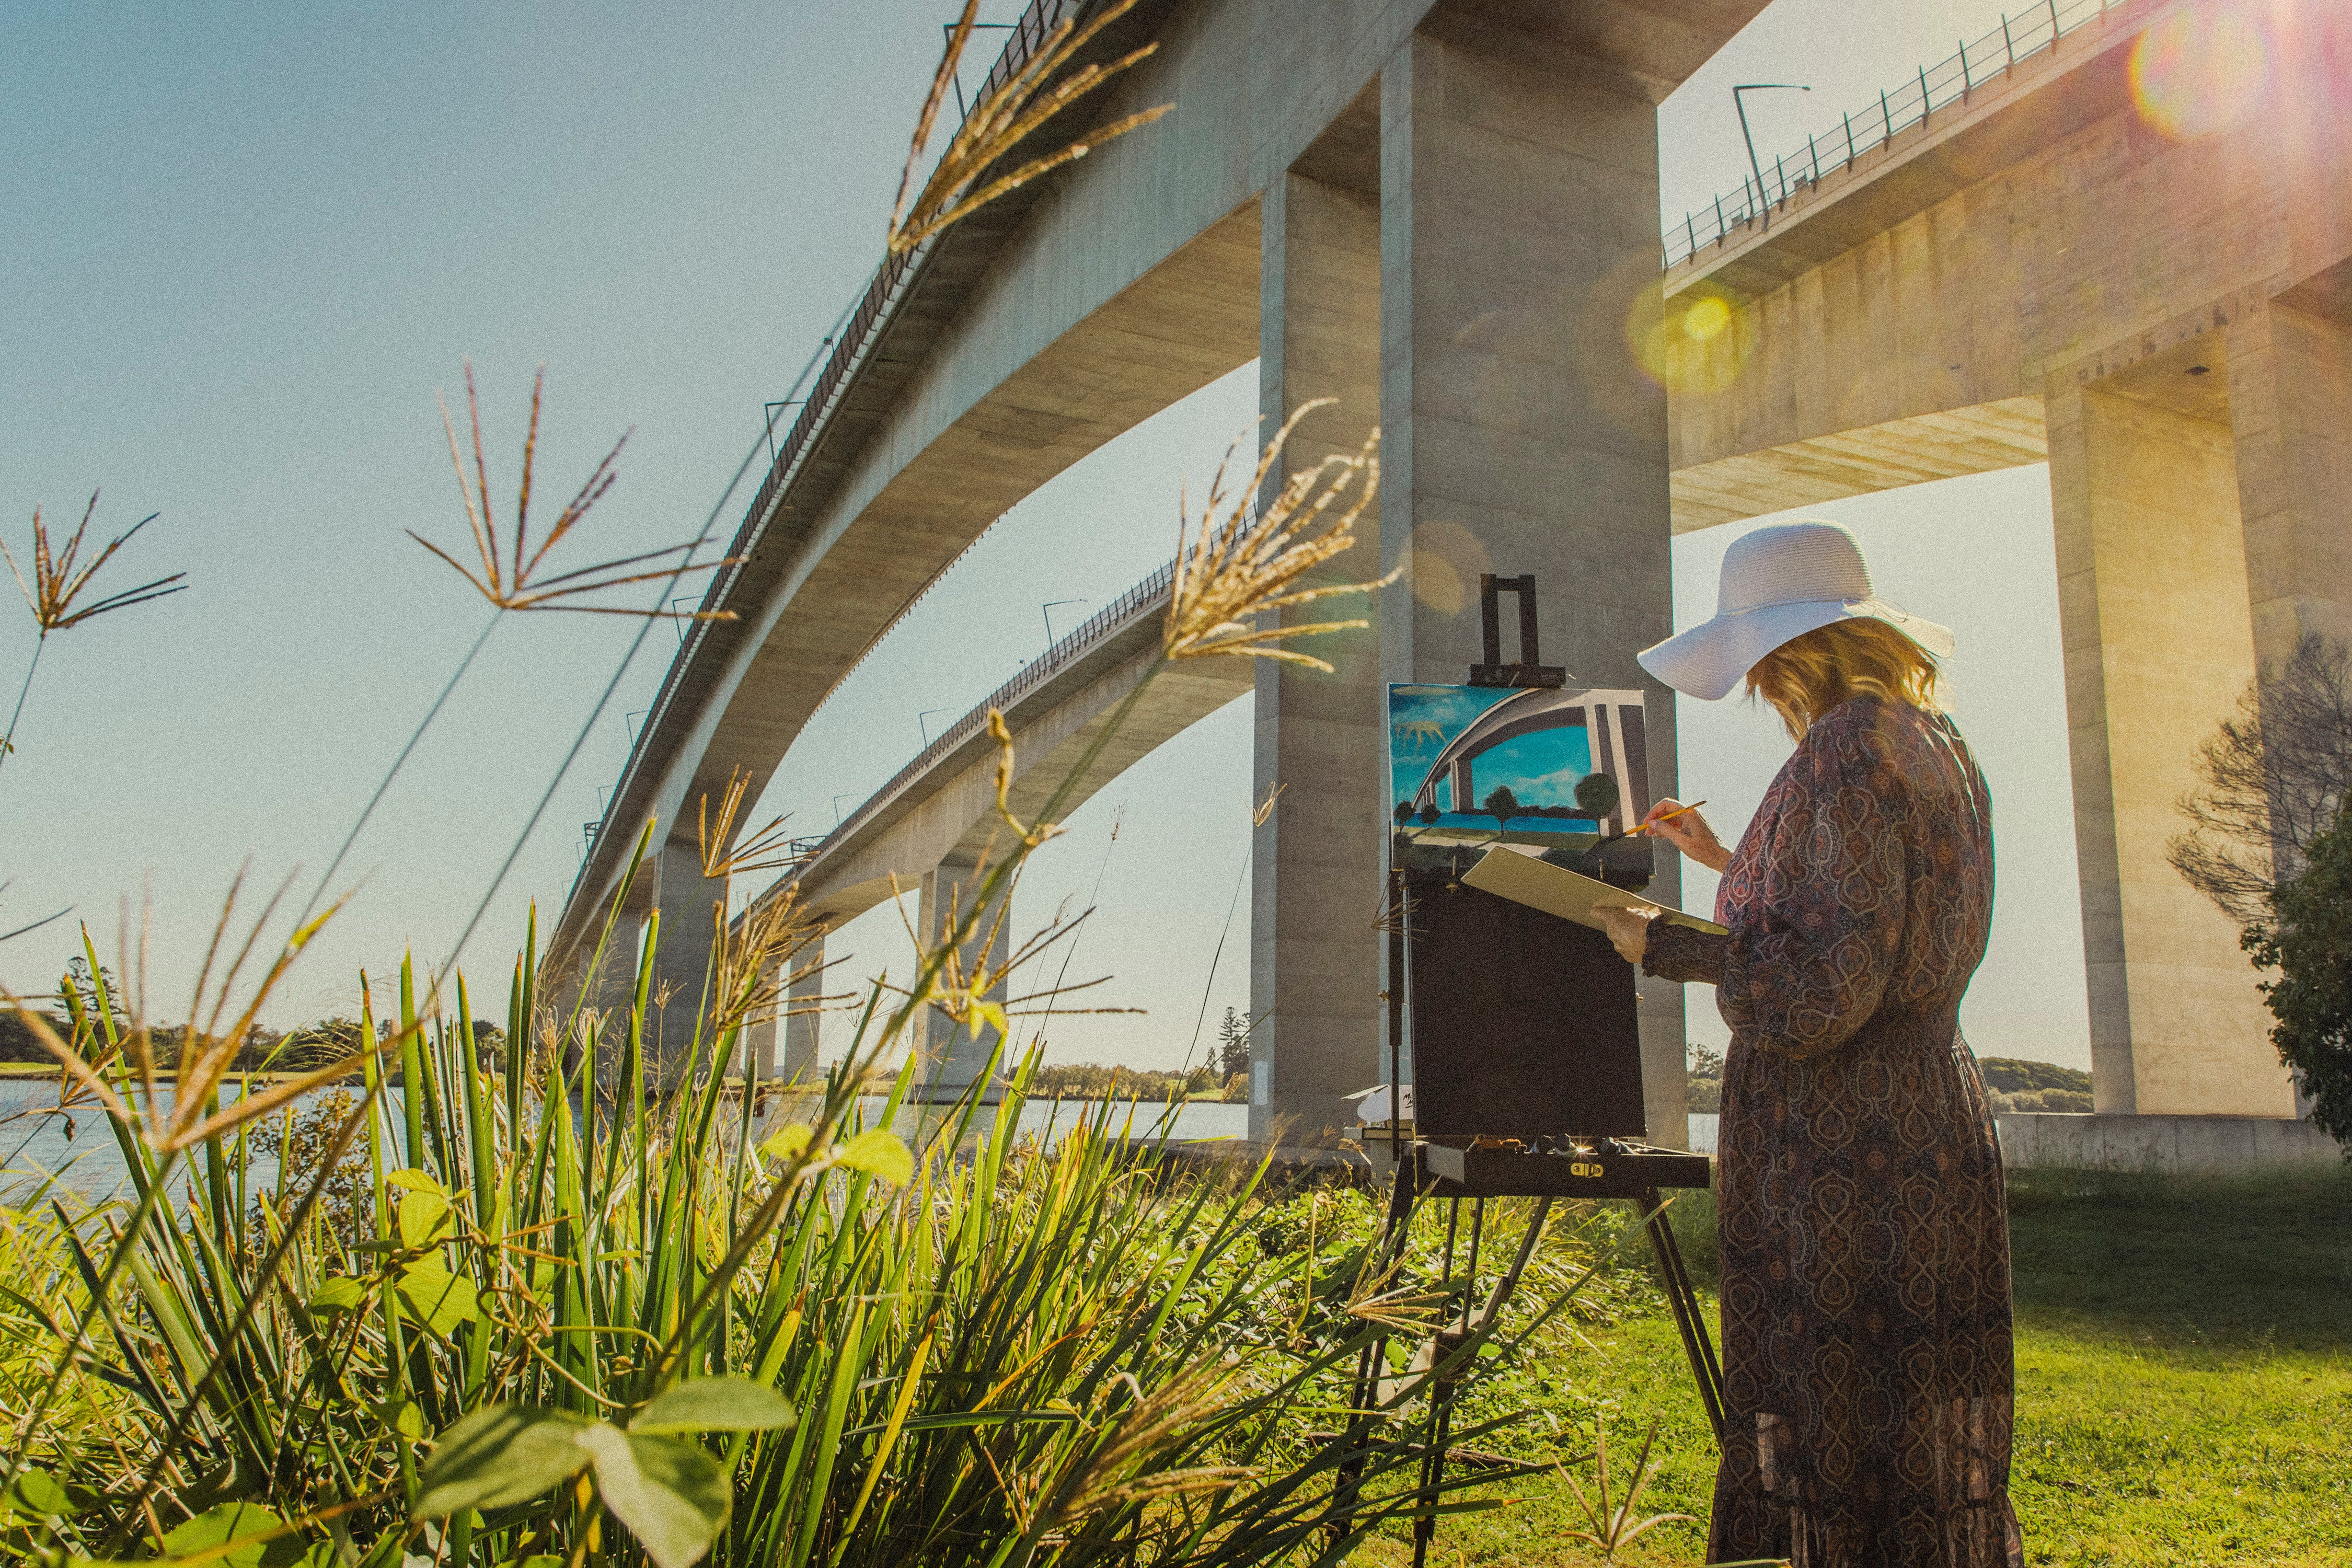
[{"x1": 1387, "y1": 683, "x2": 1652, "y2": 854}]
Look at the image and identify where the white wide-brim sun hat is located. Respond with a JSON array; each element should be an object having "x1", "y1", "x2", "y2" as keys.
[{"x1": 1636, "y1": 520, "x2": 1954, "y2": 701}]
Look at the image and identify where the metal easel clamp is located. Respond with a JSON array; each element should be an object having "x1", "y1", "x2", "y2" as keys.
[{"x1": 1467, "y1": 572, "x2": 1566, "y2": 688}]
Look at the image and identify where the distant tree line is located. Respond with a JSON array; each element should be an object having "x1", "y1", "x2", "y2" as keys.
[
  {"x1": 1018, "y1": 1008, "x2": 1257, "y2": 1105},
  {"x1": 1024, "y1": 1062, "x2": 1225, "y2": 1101},
  {"x1": 1975, "y1": 1057, "x2": 2093, "y2": 1114},
  {"x1": 1, "y1": 959, "x2": 505, "y2": 1075},
  {"x1": 1684, "y1": 1044, "x2": 2091, "y2": 1115}
]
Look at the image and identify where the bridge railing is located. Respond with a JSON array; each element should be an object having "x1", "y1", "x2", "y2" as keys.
[
  {"x1": 1663, "y1": 0, "x2": 2129, "y2": 271},
  {"x1": 574, "y1": 0, "x2": 1103, "y2": 875},
  {"x1": 713, "y1": 0, "x2": 1097, "y2": 617},
  {"x1": 799, "y1": 557, "x2": 1178, "y2": 870}
]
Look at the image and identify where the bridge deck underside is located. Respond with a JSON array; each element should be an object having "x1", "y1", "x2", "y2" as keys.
[
  {"x1": 1670, "y1": 395, "x2": 2048, "y2": 532},
  {"x1": 787, "y1": 610, "x2": 1251, "y2": 928},
  {"x1": 678, "y1": 204, "x2": 1262, "y2": 857}
]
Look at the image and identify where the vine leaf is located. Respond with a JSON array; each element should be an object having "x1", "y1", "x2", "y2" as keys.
[
  {"x1": 574, "y1": 1424, "x2": 731, "y2": 1568},
  {"x1": 630, "y1": 1377, "x2": 797, "y2": 1437},
  {"x1": 414, "y1": 1406, "x2": 594, "y2": 1519}
]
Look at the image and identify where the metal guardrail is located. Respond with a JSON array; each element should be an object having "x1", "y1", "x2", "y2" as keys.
[
  {"x1": 704, "y1": 0, "x2": 1091, "y2": 621},
  {"x1": 572, "y1": 0, "x2": 1101, "y2": 885},
  {"x1": 1663, "y1": 0, "x2": 2130, "y2": 270},
  {"x1": 795, "y1": 558, "x2": 1178, "y2": 872}
]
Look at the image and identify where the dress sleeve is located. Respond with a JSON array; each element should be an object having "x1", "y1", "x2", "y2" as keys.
[
  {"x1": 1703, "y1": 706, "x2": 1910, "y2": 1059},
  {"x1": 1642, "y1": 920, "x2": 1727, "y2": 985}
]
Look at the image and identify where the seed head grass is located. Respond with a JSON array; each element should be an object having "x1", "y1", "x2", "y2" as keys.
[
  {"x1": 1166, "y1": 399, "x2": 1392, "y2": 674},
  {"x1": 0, "y1": 877, "x2": 408, "y2": 1156},
  {"x1": 1, "y1": 494, "x2": 184, "y2": 638},
  {"x1": 889, "y1": 0, "x2": 1171, "y2": 257},
  {"x1": 411, "y1": 364, "x2": 736, "y2": 619},
  {"x1": 1, "y1": 493, "x2": 185, "y2": 783}
]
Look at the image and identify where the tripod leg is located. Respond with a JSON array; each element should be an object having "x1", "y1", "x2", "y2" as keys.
[
  {"x1": 1330, "y1": 1157, "x2": 1421, "y2": 1546},
  {"x1": 1412, "y1": 1196, "x2": 1466, "y2": 1567},
  {"x1": 1637, "y1": 1187, "x2": 1728, "y2": 1447}
]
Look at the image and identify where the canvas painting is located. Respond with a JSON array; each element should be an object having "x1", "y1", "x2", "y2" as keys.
[{"x1": 1386, "y1": 682, "x2": 1653, "y2": 863}]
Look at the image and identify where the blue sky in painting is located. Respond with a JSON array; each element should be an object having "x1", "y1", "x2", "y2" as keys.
[{"x1": 1387, "y1": 684, "x2": 1598, "y2": 816}]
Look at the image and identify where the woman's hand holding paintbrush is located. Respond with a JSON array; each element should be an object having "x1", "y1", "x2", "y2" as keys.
[{"x1": 1638, "y1": 797, "x2": 1731, "y2": 872}]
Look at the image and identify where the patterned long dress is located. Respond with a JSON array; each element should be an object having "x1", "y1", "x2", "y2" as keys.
[{"x1": 1642, "y1": 695, "x2": 2021, "y2": 1568}]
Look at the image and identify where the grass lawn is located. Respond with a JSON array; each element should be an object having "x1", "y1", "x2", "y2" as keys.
[{"x1": 1356, "y1": 1164, "x2": 2352, "y2": 1567}]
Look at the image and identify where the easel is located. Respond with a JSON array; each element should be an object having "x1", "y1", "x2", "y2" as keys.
[{"x1": 1336, "y1": 575, "x2": 1726, "y2": 1567}]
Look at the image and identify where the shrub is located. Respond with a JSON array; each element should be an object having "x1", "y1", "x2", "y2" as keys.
[
  {"x1": 0, "y1": 923, "x2": 1598, "y2": 1568},
  {"x1": 2245, "y1": 811, "x2": 2352, "y2": 1147},
  {"x1": 1976, "y1": 1057, "x2": 2092, "y2": 1097}
]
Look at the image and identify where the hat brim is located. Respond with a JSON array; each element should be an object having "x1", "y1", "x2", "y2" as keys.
[{"x1": 1636, "y1": 598, "x2": 1955, "y2": 701}]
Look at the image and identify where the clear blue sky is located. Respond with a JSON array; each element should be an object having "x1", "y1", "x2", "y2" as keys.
[{"x1": 4, "y1": 0, "x2": 2092, "y2": 1070}]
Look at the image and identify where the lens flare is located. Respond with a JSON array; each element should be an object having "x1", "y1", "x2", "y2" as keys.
[
  {"x1": 1633, "y1": 286, "x2": 1751, "y2": 396},
  {"x1": 1406, "y1": 521, "x2": 1488, "y2": 615},
  {"x1": 2130, "y1": 7, "x2": 2271, "y2": 141}
]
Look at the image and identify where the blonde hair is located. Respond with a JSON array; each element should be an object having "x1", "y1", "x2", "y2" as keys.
[{"x1": 1746, "y1": 618, "x2": 1942, "y2": 739}]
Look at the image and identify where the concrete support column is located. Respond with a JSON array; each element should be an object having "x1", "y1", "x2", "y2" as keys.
[
  {"x1": 647, "y1": 838, "x2": 725, "y2": 1080},
  {"x1": 1250, "y1": 168, "x2": 1384, "y2": 1143},
  {"x1": 781, "y1": 935, "x2": 825, "y2": 1089},
  {"x1": 915, "y1": 856, "x2": 1009, "y2": 1103},
  {"x1": 1379, "y1": 18, "x2": 1688, "y2": 1144},
  {"x1": 2045, "y1": 377, "x2": 2286, "y2": 1116},
  {"x1": 741, "y1": 934, "x2": 825, "y2": 1131},
  {"x1": 2227, "y1": 301, "x2": 2352, "y2": 660},
  {"x1": 548, "y1": 899, "x2": 647, "y2": 1081},
  {"x1": 739, "y1": 966, "x2": 778, "y2": 1084}
]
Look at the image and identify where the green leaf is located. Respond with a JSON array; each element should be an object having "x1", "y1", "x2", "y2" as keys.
[
  {"x1": 370, "y1": 1397, "x2": 426, "y2": 1440},
  {"x1": 396, "y1": 1260, "x2": 479, "y2": 1338},
  {"x1": 629, "y1": 1377, "x2": 796, "y2": 1436},
  {"x1": 413, "y1": 1406, "x2": 593, "y2": 1519},
  {"x1": 757, "y1": 1123, "x2": 812, "y2": 1163},
  {"x1": 832, "y1": 1128, "x2": 913, "y2": 1186},
  {"x1": 577, "y1": 1424, "x2": 731, "y2": 1568},
  {"x1": 383, "y1": 1169, "x2": 442, "y2": 1193},
  {"x1": 308, "y1": 1277, "x2": 370, "y2": 1313},
  {"x1": 161, "y1": 1502, "x2": 305, "y2": 1568},
  {"x1": 966, "y1": 999, "x2": 1009, "y2": 1041},
  {"x1": 5, "y1": 1467, "x2": 68, "y2": 1520},
  {"x1": 398, "y1": 1187, "x2": 453, "y2": 1249}
]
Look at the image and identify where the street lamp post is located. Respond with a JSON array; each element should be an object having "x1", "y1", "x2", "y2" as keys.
[
  {"x1": 918, "y1": 708, "x2": 952, "y2": 747},
  {"x1": 1041, "y1": 598, "x2": 1087, "y2": 648},
  {"x1": 1732, "y1": 83, "x2": 1811, "y2": 231}
]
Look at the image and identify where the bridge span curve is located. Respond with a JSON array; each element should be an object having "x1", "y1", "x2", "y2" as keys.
[
  {"x1": 737, "y1": 559, "x2": 1248, "y2": 1098},
  {"x1": 560, "y1": 0, "x2": 1784, "y2": 1144}
]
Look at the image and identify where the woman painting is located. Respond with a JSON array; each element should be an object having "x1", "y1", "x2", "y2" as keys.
[{"x1": 1594, "y1": 520, "x2": 2021, "y2": 1567}]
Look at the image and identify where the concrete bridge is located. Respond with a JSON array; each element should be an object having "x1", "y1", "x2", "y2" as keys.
[
  {"x1": 737, "y1": 560, "x2": 1249, "y2": 1099},
  {"x1": 562, "y1": 0, "x2": 2350, "y2": 1143},
  {"x1": 558, "y1": 0, "x2": 1762, "y2": 1143},
  {"x1": 1665, "y1": 0, "x2": 2351, "y2": 1120}
]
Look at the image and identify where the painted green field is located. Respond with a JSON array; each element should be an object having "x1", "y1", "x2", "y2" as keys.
[{"x1": 1359, "y1": 1165, "x2": 2352, "y2": 1567}]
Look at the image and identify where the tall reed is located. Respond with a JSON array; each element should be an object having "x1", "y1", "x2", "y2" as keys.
[{"x1": 0, "y1": 881, "x2": 1608, "y2": 1567}]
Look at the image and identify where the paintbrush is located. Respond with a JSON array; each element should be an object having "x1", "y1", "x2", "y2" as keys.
[{"x1": 1632, "y1": 799, "x2": 1707, "y2": 837}]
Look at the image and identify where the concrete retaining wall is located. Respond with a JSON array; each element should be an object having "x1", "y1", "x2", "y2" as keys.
[
  {"x1": 1686, "y1": 1111, "x2": 2341, "y2": 1169},
  {"x1": 1995, "y1": 1113, "x2": 2345, "y2": 1171}
]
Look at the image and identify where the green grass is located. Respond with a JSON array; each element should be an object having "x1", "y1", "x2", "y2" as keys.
[{"x1": 1357, "y1": 1165, "x2": 2352, "y2": 1567}]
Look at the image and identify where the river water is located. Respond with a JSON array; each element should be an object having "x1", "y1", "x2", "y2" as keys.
[{"x1": 0, "y1": 1081, "x2": 1255, "y2": 1204}]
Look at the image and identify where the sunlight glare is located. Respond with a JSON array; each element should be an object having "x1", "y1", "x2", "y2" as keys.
[
  {"x1": 2130, "y1": 6, "x2": 2272, "y2": 141},
  {"x1": 1634, "y1": 287, "x2": 1751, "y2": 396}
]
